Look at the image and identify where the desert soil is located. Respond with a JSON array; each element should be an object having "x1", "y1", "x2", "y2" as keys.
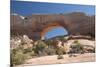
[{"x1": 15, "y1": 53, "x2": 95, "y2": 67}]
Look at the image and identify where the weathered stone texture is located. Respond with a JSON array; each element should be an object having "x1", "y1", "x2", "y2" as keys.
[{"x1": 11, "y1": 12, "x2": 95, "y2": 40}]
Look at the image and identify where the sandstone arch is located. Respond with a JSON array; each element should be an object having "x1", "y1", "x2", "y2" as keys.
[
  {"x1": 11, "y1": 12, "x2": 95, "y2": 40},
  {"x1": 40, "y1": 23, "x2": 69, "y2": 40}
]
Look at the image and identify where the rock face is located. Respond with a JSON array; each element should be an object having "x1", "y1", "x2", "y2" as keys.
[
  {"x1": 10, "y1": 35, "x2": 34, "y2": 49},
  {"x1": 10, "y1": 12, "x2": 95, "y2": 40}
]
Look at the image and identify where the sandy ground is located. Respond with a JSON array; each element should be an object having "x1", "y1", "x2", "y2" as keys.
[{"x1": 15, "y1": 53, "x2": 95, "y2": 67}]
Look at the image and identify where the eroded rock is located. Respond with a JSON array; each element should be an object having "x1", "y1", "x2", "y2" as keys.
[{"x1": 11, "y1": 12, "x2": 95, "y2": 40}]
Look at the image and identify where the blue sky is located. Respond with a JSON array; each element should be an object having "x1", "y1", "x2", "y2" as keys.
[
  {"x1": 11, "y1": 1, "x2": 95, "y2": 39},
  {"x1": 11, "y1": 1, "x2": 95, "y2": 16},
  {"x1": 44, "y1": 27, "x2": 68, "y2": 39}
]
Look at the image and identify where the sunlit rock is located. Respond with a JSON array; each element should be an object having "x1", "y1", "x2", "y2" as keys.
[{"x1": 11, "y1": 12, "x2": 95, "y2": 40}]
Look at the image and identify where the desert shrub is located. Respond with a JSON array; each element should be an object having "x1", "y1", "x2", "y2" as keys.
[
  {"x1": 23, "y1": 47, "x2": 36, "y2": 58},
  {"x1": 56, "y1": 47, "x2": 63, "y2": 55},
  {"x1": 62, "y1": 46, "x2": 68, "y2": 54},
  {"x1": 36, "y1": 40, "x2": 47, "y2": 51},
  {"x1": 24, "y1": 51, "x2": 35, "y2": 59},
  {"x1": 57, "y1": 55, "x2": 64, "y2": 59},
  {"x1": 23, "y1": 47, "x2": 33, "y2": 54},
  {"x1": 45, "y1": 47, "x2": 56, "y2": 55},
  {"x1": 69, "y1": 40, "x2": 84, "y2": 54},
  {"x1": 45, "y1": 40, "x2": 53, "y2": 46},
  {"x1": 10, "y1": 45, "x2": 36, "y2": 66},
  {"x1": 34, "y1": 40, "x2": 47, "y2": 56},
  {"x1": 29, "y1": 51, "x2": 35, "y2": 56},
  {"x1": 56, "y1": 46, "x2": 68, "y2": 55},
  {"x1": 45, "y1": 40, "x2": 57, "y2": 48},
  {"x1": 10, "y1": 35, "x2": 36, "y2": 66},
  {"x1": 10, "y1": 49, "x2": 27, "y2": 66}
]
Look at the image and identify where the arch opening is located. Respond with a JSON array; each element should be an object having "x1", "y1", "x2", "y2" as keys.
[{"x1": 41, "y1": 26, "x2": 69, "y2": 40}]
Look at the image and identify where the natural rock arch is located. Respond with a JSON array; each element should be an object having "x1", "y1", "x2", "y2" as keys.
[
  {"x1": 11, "y1": 12, "x2": 95, "y2": 40},
  {"x1": 40, "y1": 22, "x2": 69, "y2": 40}
]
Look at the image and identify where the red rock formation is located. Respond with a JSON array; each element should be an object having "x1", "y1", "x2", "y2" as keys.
[{"x1": 10, "y1": 12, "x2": 95, "y2": 40}]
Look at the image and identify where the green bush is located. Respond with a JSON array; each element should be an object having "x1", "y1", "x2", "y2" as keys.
[
  {"x1": 36, "y1": 40, "x2": 47, "y2": 51},
  {"x1": 10, "y1": 46, "x2": 35, "y2": 66},
  {"x1": 56, "y1": 47, "x2": 67, "y2": 55},
  {"x1": 57, "y1": 55, "x2": 64, "y2": 59},
  {"x1": 23, "y1": 47, "x2": 33, "y2": 54},
  {"x1": 45, "y1": 48, "x2": 56, "y2": 55},
  {"x1": 45, "y1": 40, "x2": 53, "y2": 46},
  {"x1": 56, "y1": 47, "x2": 63, "y2": 55},
  {"x1": 29, "y1": 51, "x2": 35, "y2": 56},
  {"x1": 69, "y1": 41, "x2": 84, "y2": 54},
  {"x1": 34, "y1": 40, "x2": 48, "y2": 56},
  {"x1": 10, "y1": 49, "x2": 27, "y2": 66}
]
